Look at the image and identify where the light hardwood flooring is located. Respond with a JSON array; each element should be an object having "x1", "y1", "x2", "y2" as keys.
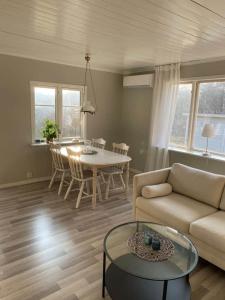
[{"x1": 0, "y1": 180, "x2": 225, "y2": 300}]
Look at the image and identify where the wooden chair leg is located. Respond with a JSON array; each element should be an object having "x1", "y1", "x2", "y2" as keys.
[
  {"x1": 58, "y1": 172, "x2": 65, "y2": 196},
  {"x1": 86, "y1": 181, "x2": 91, "y2": 195},
  {"x1": 97, "y1": 178, "x2": 102, "y2": 202},
  {"x1": 49, "y1": 170, "x2": 57, "y2": 189},
  {"x1": 111, "y1": 175, "x2": 115, "y2": 188},
  {"x1": 76, "y1": 181, "x2": 85, "y2": 209},
  {"x1": 120, "y1": 174, "x2": 126, "y2": 190},
  {"x1": 101, "y1": 173, "x2": 106, "y2": 184},
  {"x1": 64, "y1": 178, "x2": 74, "y2": 200},
  {"x1": 51, "y1": 161, "x2": 55, "y2": 175},
  {"x1": 105, "y1": 175, "x2": 111, "y2": 200}
]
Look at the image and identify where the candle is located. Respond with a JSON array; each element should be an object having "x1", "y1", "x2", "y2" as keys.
[
  {"x1": 144, "y1": 233, "x2": 152, "y2": 246},
  {"x1": 152, "y1": 238, "x2": 160, "y2": 250}
]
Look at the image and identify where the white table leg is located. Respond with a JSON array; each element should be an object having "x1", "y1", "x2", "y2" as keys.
[
  {"x1": 92, "y1": 166, "x2": 97, "y2": 209},
  {"x1": 125, "y1": 162, "x2": 130, "y2": 195}
]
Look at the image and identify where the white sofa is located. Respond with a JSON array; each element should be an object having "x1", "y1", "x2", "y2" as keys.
[{"x1": 133, "y1": 163, "x2": 225, "y2": 271}]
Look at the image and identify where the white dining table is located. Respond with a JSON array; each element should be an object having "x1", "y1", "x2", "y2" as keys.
[{"x1": 60, "y1": 145, "x2": 132, "y2": 209}]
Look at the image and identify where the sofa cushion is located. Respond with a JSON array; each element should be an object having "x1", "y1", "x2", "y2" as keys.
[
  {"x1": 190, "y1": 211, "x2": 225, "y2": 253},
  {"x1": 219, "y1": 187, "x2": 225, "y2": 211},
  {"x1": 136, "y1": 192, "x2": 217, "y2": 233},
  {"x1": 141, "y1": 183, "x2": 172, "y2": 199},
  {"x1": 167, "y1": 163, "x2": 225, "y2": 208},
  {"x1": 135, "y1": 207, "x2": 163, "y2": 224}
]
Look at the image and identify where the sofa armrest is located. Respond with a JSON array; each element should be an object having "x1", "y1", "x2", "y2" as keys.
[{"x1": 133, "y1": 168, "x2": 171, "y2": 209}]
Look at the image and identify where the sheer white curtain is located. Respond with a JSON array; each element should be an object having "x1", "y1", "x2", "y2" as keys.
[{"x1": 145, "y1": 63, "x2": 180, "y2": 171}]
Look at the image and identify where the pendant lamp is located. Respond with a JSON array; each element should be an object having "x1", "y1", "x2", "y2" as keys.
[{"x1": 81, "y1": 54, "x2": 97, "y2": 115}]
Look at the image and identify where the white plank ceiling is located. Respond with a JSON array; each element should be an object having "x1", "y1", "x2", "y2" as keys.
[{"x1": 1, "y1": 0, "x2": 225, "y2": 73}]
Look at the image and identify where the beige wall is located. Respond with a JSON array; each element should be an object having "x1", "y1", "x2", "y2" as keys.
[
  {"x1": 120, "y1": 87, "x2": 152, "y2": 171},
  {"x1": 181, "y1": 60, "x2": 225, "y2": 79},
  {"x1": 0, "y1": 54, "x2": 122, "y2": 185},
  {"x1": 2, "y1": 55, "x2": 225, "y2": 185},
  {"x1": 169, "y1": 150, "x2": 225, "y2": 175},
  {"x1": 121, "y1": 60, "x2": 225, "y2": 173}
]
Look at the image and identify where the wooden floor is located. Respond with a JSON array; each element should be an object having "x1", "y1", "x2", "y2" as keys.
[{"x1": 0, "y1": 180, "x2": 225, "y2": 300}]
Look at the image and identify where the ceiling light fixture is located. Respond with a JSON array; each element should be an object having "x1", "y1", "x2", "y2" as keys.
[{"x1": 81, "y1": 54, "x2": 97, "y2": 115}]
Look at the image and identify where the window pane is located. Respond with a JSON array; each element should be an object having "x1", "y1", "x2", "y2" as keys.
[
  {"x1": 62, "y1": 89, "x2": 80, "y2": 106},
  {"x1": 35, "y1": 106, "x2": 55, "y2": 139},
  {"x1": 193, "y1": 81, "x2": 225, "y2": 153},
  {"x1": 62, "y1": 107, "x2": 81, "y2": 137},
  {"x1": 170, "y1": 84, "x2": 192, "y2": 147},
  {"x1": 34, "y1": 87, "x2": 55, "y2": 140},
  {"x1": 34, "y1": 87, "x2": 55, "y2": 105},
  {"x1": 62, "y1": 89, "x2": 81, "y2": 138}
]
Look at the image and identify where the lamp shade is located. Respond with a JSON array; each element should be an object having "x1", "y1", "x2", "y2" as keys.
[
  {"x1": 80, "y1": 101, "x2": 96, "y2": 114},
  {"x1": 202, "y1": 124, "x2": 215, "y2": 138}
]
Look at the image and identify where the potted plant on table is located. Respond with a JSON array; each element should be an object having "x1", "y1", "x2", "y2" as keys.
[{"x1": 42, "y1": 119, "x2": 60, "y2": 143}]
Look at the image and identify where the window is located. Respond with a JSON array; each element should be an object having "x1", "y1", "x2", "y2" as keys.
[
  {"x1": 31, "y1": 82, "x2": 85, "y2": 142},
  {"x1": 170, "y1": 83, "x2": 192, "y2": 147},
  {"x1": 170, "y1": 79, "x2": 225, "y2": 155},
  {"x1": 193, "y1": 82, "x2": 225, "y2": 153},
  {"x1": 62, "y1": 89, "x2": 81, "y2": 138},
  {"x1": 34, "y1": 87, "x2": 56, "y2": 140}
]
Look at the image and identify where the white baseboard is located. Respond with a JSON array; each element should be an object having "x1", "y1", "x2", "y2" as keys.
[
  {"x1": 0, "y1": 176, "x2": 51, "y2": 189},
  {"x1": 130, "y1": 168, "x2": 142, "y2": 174},
  {"x1": 0, "y1": 169, "x2": 142, "y2": 189}
]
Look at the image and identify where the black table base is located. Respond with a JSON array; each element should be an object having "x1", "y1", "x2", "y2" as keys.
[{"x1": 102, "y1": 253, "x2": 191, "y2": 300}]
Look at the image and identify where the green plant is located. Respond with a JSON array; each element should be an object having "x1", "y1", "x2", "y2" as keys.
[{"x1": 42, "y1": 119, "x2": 60, "y2": 142}]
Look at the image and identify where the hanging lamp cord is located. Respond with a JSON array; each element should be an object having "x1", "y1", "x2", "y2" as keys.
[
  {"x1": 83, "y1": 55, "x2": 97, "y2": 112},
  {"x1": 88, "y1": 61, "x2": 97, "y2": 111},
  {"x1": 84, "y1": 59, "x2": 88, "y2": 87}
]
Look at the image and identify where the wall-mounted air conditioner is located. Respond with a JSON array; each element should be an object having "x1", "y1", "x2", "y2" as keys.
[{"x1": 123, "y1": 74, "x2": 154, "y2": 88}]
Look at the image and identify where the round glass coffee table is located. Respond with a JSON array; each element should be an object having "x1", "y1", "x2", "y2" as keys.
[{"x1": 102, "y1": 222, "x2": 198, "y2": 300}]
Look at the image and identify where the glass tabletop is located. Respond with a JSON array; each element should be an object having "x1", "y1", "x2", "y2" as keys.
[{"x1": 104, "y1": 222, "x2": 198, "y2": 281}]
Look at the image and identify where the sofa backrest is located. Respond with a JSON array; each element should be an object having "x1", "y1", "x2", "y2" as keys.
[
  {"x1": 167, "y1": 163, "x2": 225, "y2": 208},
  {"x1": 219, "y1": 189, "x2": 225, "y2": 210}
]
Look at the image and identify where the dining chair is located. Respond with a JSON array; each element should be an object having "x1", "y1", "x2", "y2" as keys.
[
  {"x1": 92, "y1": 138, "x2": 106, "y2": 149},
  {"x1": 101, "y1": 142, "x2": 129, "y2": 200},
  {"x1": 64, "y1": 147, "x2": 102, "y2": 208},
  {"x1": 72, "y1": 138, "x2": 85, "y2": 145},
  {"x1": 48, "y1": 143, "x2": 70, "y2": 195}
]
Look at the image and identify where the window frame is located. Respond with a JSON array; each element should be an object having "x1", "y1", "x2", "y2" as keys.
[
  {"x1": 169, "y1": 81, "x2": 194, "y2": 149},
  {"x1": 30, "y1": 81, "x2": 87, "y2": 143},
  {"x1": 170, "y1": 78, "x2": 225, "y2": 157}
]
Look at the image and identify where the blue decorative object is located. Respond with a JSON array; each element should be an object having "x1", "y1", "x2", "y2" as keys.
[
  {"x1": 152, "y1": 238, "x2": 161, "y2": 250},
  {"x1": 144, "y1": 232, "x2": 152, "y2": 246}
]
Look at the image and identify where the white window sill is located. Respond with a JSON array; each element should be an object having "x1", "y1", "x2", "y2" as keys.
[
  {"x1": 31, "y1": 140, "x2": 80, "y2": 147},
  {"x1": 168, "y1": 147, "x2": 225, "y2": 162}
]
